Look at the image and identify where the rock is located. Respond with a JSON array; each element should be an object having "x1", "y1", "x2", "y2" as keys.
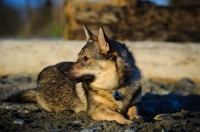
[
  {"x1": 81, "y1": 124, "x2": 104, "y2": 132},
  {"x1": 80, "y1": 128, "x2": 90, "y2": 132},
  {"x1": 13, "y1": 119, "x2": 24, "y2": 125},
  {"x1": 195, "y1": 127, "x2": 200, "y2": 132},
  {"x1": 64, "y1": 0, "x2": 200, "y2": 42},
  {"x1": 174, "y1": 78, "x2": 195, "y2": 95},
  {"x1": 174, "y1": 123, "x2": 180, "y2": 127},
  {"x1": 17, "y1": 109, "x2": 29, "y2": 113},
  {"x1": 4, "y1": 104, "x2": 21, "y2": 110},
  {"x1": 75, "y1": 12, "x2": 99, "y2": 23},
  {"x1": 178, "y1": 78, "x2": 195, "y2": 85},
  {"x1": 154, "y1": 114, "x2": 176, "y2": 121},
  {"x1": 129, "y1": 122, "x2": 139, "y2": 127},
  {"x1": 151, "y1": 85, "x2": 171, "y2": 95},
  {"x1": 161, "y1": 128, "x2": 168, "y2": 132},
  {"x1": 73, "y1": 120, "x2": 82, "y2": 124},
  {"x1": 181, "y1": 120, "x2": 189, "y2": 125},
  {"x1": 100, "y1": 12, "x2": 119, "y2": 24},
  {"x1": 90, "y1": 124, "x2": 104, "y2": 131}
]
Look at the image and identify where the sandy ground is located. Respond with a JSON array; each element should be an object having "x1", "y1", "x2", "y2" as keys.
[{"x1": 0, "y1": 39, "x2": 200, "y2": 131}]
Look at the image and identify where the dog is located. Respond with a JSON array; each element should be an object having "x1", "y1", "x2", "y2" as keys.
[
  {"x1": 6, "y1": 25, "x2": 142, "y2": 124},
  {"x1": 66, "y1": 25, "x2": 142, "y2": 124}
]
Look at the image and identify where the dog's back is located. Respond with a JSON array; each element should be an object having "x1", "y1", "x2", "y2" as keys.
[{"x1": 6, "y1": 62, "x2": 88, "y2": 113}]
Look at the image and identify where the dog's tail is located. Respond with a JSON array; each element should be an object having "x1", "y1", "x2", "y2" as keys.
[{"x1": 5, "y1": 89, "x2": 37, "y2": 103}]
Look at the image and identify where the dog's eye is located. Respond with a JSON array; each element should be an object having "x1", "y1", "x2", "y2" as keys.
[{"x1": 82, "y1": 56, "x2": 89, "y2": 61}]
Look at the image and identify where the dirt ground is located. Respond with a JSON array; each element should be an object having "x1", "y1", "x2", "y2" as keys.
[{"x1": 0, "y1": 74, "x2": 200, "y2": 132}]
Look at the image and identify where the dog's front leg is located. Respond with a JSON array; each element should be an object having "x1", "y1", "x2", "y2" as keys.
[
  {"x1": 127, "y1": 105, "x2": 140, "y2": 120},
  {"x1": 89, "y1": 106, "x2": 132, "y2": 124}
]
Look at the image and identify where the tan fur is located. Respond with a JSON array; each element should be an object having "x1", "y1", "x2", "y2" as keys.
[
  {"x1": 127, "y1": 106, "x2": 140, "y2": 120},
  {"x1": 93, "y1": 95, "x2": 117, "y2": 109},
  {"x1": 90, "y1": 105, "x2": 132, "y2": 124},
  {"x1": 36, "y1": 93, "x2": 52, "y2": 112},
  {"x1": 87, "y1": 81, "x2": 141, "y2": 124},
  {"x1": 90, "y1": 60, "x2": 119, "y2": 89},
  {"x1": 6, "y1": 89, "x2": 37, "y2": 103},
  {"x1": 19, "y1": 90, "x2": 37, "y2": 102},
  {"x1": 75, "y1": 83, "x2": 87, "y2": 112}
]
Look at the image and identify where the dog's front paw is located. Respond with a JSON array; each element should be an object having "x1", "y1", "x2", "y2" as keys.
[
  {"x1": 130, "y1": 115, "x2": 143, "y2": 120},
  {"x1": 120, "y1": 119, "x2": 133, "y2": 125},
  {"x1": 127, "y1": 106, "x2": 141, "y2": 120},
  {"x1": 130, "y1": 114, "x2": 140, "y2": 119}
]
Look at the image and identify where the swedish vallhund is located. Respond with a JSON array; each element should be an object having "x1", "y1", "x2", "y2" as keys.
[{"x1": 6, "y1": 25, "x2": 142, "y2": 124}]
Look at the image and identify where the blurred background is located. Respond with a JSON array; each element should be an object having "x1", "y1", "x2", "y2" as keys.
[
  {"x1": 0, "y1": 1, "x2": 200, "y2": 87},
  {"x1": 0, "y1": 0, "x2": 200, "y2": 42}
]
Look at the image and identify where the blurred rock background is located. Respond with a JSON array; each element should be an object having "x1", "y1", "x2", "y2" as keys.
[
  {"x1": 0, "y1": 0, "x2": 200, "y2": 42},
  {"x1": 0, "y1": 0, "x2": 200, "y2": 83}
]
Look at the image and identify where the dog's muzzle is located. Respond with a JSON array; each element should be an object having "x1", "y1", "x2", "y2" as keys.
[{"x1": 66, "y1": 72, "x2": 94, "y2": 82}]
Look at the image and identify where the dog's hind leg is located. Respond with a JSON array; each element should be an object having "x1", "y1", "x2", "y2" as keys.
[{"x1": 89, "y1": 107, "x2": 132, "y2": 124}]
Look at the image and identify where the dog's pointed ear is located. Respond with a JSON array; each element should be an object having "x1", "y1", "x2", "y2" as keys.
[
  {"x1": 98, "y1": 26, "x2": 110, "y2": 54},
  {"x1": 83, "y1": 24, "x2": 96, "y2": 40}
]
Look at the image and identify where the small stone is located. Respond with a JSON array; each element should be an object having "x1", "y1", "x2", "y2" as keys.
[
  {"x1": 101, "y1": 12, "x2": 119, "y2": 24},
  {"x1": 5, "y1": 104, "x2": 20, "y2": 110},
  {"x1": 178, "y1": 78, "x2": 194, "y2": 85},
  {"x1": 73, "y1": 120, "x2": 82, "y2": 124},
  {"x1": 90, "y1": 124, "x2": 104, "y2": 131},
  {"x1": 131, "y1": 122, "x2": 139, "y2": 127},
  {"x1": 24, "y1": 110, "x2": 29, "y2": 113},
  {"x1": 80, "y1": 128, "x2": 90, "y2": 132},
  {"x1": 174, "y1": 124, "x2": 180, "y2": 127},
  {"x1": 13, "y1": 119, "x2": 24, "y2": 125},
  {"x1": 161, "y1": 128, "x2": 168, "y2": 132},
  {"x1": 50, "y1": 129, "x2": 59, "y2": 132},
  {"x1": 154, "y1": 114, "x2": 175, "y2": 120},
  {"x1": 195, "y1": 127, "x2": 200, "y2": 131},
  {"x1": 182, "y1": 120, "x2": 188, "y2": 125},
  {"x1": 124, "y1": 129, "x2": 136, "y2": 132}
]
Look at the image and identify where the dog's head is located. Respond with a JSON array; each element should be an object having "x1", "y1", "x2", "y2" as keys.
[{"x1": 67, "y1": 25, "x2": 141, "y2": 89}]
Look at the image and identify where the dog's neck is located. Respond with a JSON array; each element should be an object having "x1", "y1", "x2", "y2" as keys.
[
  {"x1": 90, "y1": 60, "x2": 120, "y2": 90},
  {"x1": 88, "y1": 66, "x2": 139, "y2": 91}
]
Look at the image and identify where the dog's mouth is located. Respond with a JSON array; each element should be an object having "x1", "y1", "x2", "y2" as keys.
[{"x1": 69, "y1": 74, "x2": 95, "y2": 82}]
